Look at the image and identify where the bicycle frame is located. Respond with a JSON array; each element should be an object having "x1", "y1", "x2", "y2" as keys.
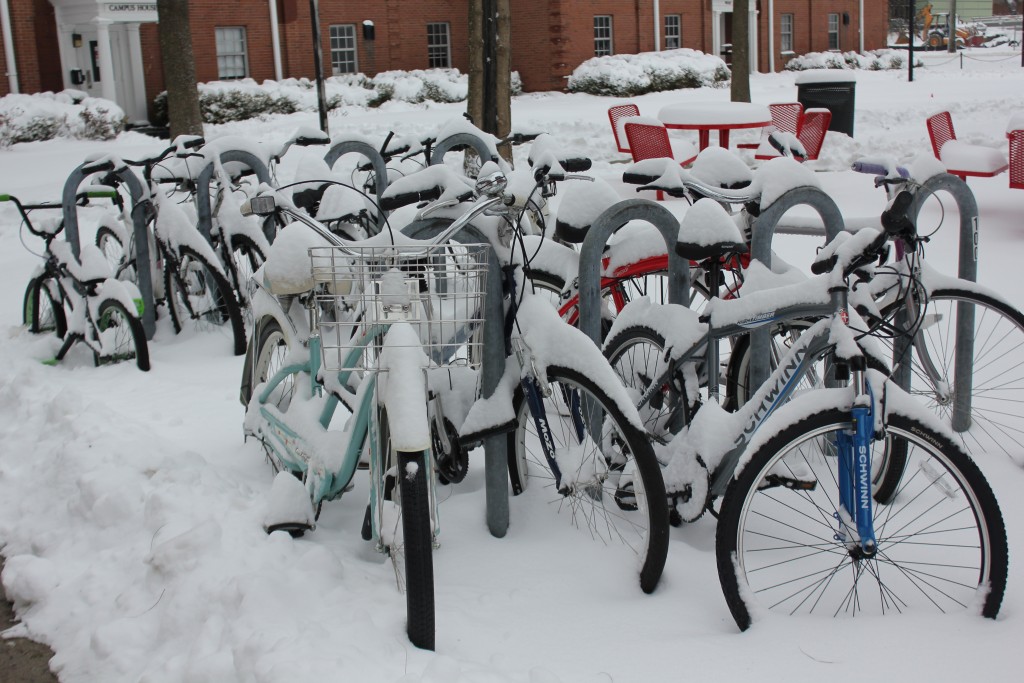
[{"x1": 251, "y1": 317, "x2": 436, "y2": 543}]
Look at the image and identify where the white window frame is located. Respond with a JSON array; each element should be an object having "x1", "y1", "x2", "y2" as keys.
[
  {"x1": 427, "y1": 22, "x2": 451, "y2": 68},
  {"x1": 780, "y1": 14, "x2": 794, "y2": 53},
  {"x1": 664, "y1": 14, "x2": 681, "y2": 50},
  {"x1": 594, "y1": 16, "x2": 613, "y2": 56},
  {"x1": 215, "y1": 26, "x2": 248, "y2": 80},
  {"x1": 330, "y1": 24, "x2": 359, "y2": 75},
  {"x1": 828, "y1": 13, "x2": 840, "y2": 50}
]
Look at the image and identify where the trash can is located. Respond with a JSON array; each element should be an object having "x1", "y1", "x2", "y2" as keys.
[{"x1": 795, "y1": 70, "x2": 856, "y2": 137}]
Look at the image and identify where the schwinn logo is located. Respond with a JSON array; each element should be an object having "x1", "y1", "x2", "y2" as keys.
[
  {"x1": 910, "y1": 425, "x2": 944, "y2": 450},
  {"x1": 858, "y1": 443, "x2": 870, "y2": 510},
  {"x1": 735, "y1": 343, "x2": 808, "y2": 445},
  {"x1": 737, "y1": 311, "x2": 777, "y2": 328}
]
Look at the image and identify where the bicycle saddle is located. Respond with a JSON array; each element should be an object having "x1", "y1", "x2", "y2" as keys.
[{"x1": 675, "y1": 198, "x2": 747, "y2": 261}]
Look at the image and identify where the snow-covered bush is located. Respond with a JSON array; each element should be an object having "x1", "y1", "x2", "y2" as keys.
[
  {"x1": 568, "y1": 49, "x2": 730, "y2": 96},
  {"x1": 152, "y1": 68, "x2": 524, "y2": 123},
  {"x1": 784, "y1": 49, "x2": 918, "y2": 71},
  {"x1": 0, "y1": 91, "x2": 125, "y2": 147}
]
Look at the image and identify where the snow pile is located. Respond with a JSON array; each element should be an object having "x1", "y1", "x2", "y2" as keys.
[
  {"x1": 0, "y1": 91, "x2": 125, "y2": 147},
  {"x1": 568, "y1": 48, "x2": 730, "y2": 96},
  {"x1": 784, "y1": 49, "x2": 917, "y2": 71}
]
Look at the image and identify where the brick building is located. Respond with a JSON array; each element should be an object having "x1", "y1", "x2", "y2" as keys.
[{"x1": 1, "y1": 1, "x2": 889, "y2": 123}]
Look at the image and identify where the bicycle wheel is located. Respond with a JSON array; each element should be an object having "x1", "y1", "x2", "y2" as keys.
[
  {"x1": 508, "y1": 364, "x2": 670, "y2": 594},
  {"x1": 163, "y1": 245, "x2": 246, "y2": 355},
  {"x1": 96, "y1": 225, "x2": 136, "y2": 284},
  {"x1": 886, "y1": 288, "x2": 1024, "y2": 462},
  {"x1": 724, "y1": 319, "x2": 818, "y2": 411},
  {"x1": 23, "y1": 275, "x2": 66, "y2": 336},
  {"x1": 246, "y1": 317, "x2": 295, "y2": 411},
  {"x1": 603, "y1": 325, "x2": 691, "y2": 444},
  {"x1": 94, "y1": 298, "x2": 150, "y2": 371},
  {"x1": 378, "y1": 407, "x2": 435, "y2": 651},
  {"x1": 716, "y1": 406, "x2": 1007, "y2": 630}
]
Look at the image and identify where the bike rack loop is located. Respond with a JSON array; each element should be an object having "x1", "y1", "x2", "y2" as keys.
[
  {"x1": 323, "y1": 140, "x2": 390, "y2": 233},
  {"x1": 578, "y1": 199, "x2": 691, "y2": 347},
  {"x1": 747, "y1": 187, "x2": 845, "y2": 393},
  {"x1": 195, "y1": 151, "x2": 273, "y2": 244},
  {"x1": 429, "y1": 133, "x2": 502, "y2": 169},
  {"x1": 898, "y1": 173, "x2": 979, "y2": 433},
  {"x1": 399, "y1": 217, "x2": 509, "y2": 538},
  {"x1": 61, "y1": 161, "x2": 159, "y2": 339}
]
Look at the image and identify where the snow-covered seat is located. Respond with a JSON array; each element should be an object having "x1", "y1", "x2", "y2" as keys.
[{"x1": 926, "y1": 111, "x2": 1008, "y2": 181}]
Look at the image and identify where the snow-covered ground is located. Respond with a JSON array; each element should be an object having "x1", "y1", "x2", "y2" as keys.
[{"x1": 1, "y1": 49, "x2": 1023, "y2": 682}]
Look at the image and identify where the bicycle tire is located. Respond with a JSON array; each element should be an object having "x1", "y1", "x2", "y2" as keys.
[
  {"x1": 163, "y1": 245, "x2": 246, "y2": 355},
  {"x1": 23, "y1": 275, "x2": 67, "y2": 337},
  {"x1": 379, "y1": 408, "x2": 435, "y2": 651},
  {"x1": 246, "y1": 317, "x2": 295, "y2": 411},
  {"x1": 881, "y1": 287, "x2": 1024, "y2": 462},
  {"x1": 96, "y1": 225, "x2": 136, "y2": 284},
  {"x1": 225, "y1": 234, "x2": 266, "y2": 306},
  {"x1": 94, "y1": 298, "x2": 150, "y2": 371},
  {"x1": 603, "y1": 325, "x2": 692, "y2": 444},
  {"x1": 508, "y1": 364, "x2": 670, "y2": 594},
  {"x1": 716, "y1": 406, "x2": 1007, "y2": 630}
]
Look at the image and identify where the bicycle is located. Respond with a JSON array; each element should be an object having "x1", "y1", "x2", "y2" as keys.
[
  {"x1": 93, "y1": 137, "x2": 247, "y2": 355},
  {"x1": 6, "y1": 186, "x2": 150, "y2": 371},
  {"x1": 601, "y1": 212, "x2": 1007, "y2": 627},
  {"x1": 239, "y1": 168, "x2": 669, "y2": 644}
]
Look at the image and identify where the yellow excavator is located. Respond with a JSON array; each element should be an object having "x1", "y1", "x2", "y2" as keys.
[{"x1": 916, "y1": 3, "x2": 974, "y2": 50}]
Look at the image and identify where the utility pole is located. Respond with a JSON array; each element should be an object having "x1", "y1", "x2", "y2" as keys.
[
  {"x1": 947, "y1": 0, "x2": 957, "y2": 53},
  {"x1": 309, "y1": 0, "x2": 329, "y2": 134}
]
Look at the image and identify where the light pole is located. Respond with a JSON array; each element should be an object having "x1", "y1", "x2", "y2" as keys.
[{"x1": 309, "y1": 0, "x2": 329, "y2": 134}]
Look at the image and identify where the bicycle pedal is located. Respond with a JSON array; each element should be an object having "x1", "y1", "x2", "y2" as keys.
[
  {"x1": 361, "y1": 504, "x2": 372, "y2": 541},
  {"x1": 264, "y1": 521, "x2": 313, "y2": 538},
  {"x1": 41, "y1": 358, "x2": 59, "y2": 366}
]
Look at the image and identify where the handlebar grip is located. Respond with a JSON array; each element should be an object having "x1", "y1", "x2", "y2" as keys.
[
  {"x1": 379, "y1": 186, "x2": 443, "y2": 212},
  {"x1": 560, "y1": 157, "x2": 592, "y2": 173},
  {"x1": 178, "y1": 135, "x2": 205, "y2": 150},
  {"x1": 851, "y1": 161, "x2": 911, "y2": 179}
]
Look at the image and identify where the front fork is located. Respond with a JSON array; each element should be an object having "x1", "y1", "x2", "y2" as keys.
[{"x1": 834, "y1": 370, "x2": 879, "y2": 557}]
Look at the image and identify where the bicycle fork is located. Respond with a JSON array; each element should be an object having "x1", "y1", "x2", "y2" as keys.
[{"x1": 833, "y1": 370, "x2": 879, "y2": 558}]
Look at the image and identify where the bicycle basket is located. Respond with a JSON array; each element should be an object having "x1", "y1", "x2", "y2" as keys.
[{"x1": 310, "y1": 243, "x2": 490, "y2": 373}]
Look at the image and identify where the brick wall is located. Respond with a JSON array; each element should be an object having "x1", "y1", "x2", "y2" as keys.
[{"x1": 0, "y1": 0, "x2": 62, "y2": 97}]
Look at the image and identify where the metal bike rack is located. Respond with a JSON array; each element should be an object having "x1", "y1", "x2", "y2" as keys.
[
  {"x1": 323, "y1": 139, "x2": 390, "y2": 233},
  {"x1": 429, "y1": 133, "x2": 502, "y2": 168},
  {"x1": 900, "y1": 173, "x2": 979, "y2": 432},
  {"x1": 399, "y1": 218, "x2": 509, "y2": 538},
  {"x1": 195, "y1": 151, "x2": 274, "y2": 243},
  {"x1": 61, "y1": 160, "x2": 159, "y2": 339},
  {"x1": 578, "y1": 199, "x2": 691, "y2": 347},
  {"x1": 747, "y1": 187, "x2": 845, "y2": 392}
]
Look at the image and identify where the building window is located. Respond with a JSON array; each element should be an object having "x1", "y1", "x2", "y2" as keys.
[
  {"x1": 780, "y1": 14, "x2": 794, "y2": 53},
  {"x1": 664, "y1": 15, "x2": 681, "y2": 49},
  {"x1": 215, "y1": 27, "x2": 248, "y2": 80},
  {"x1": 330, "y1": 24, "x2": 358, "y2": 75},
  {"x1": 594, "y1": 16, "x2": 613, "y2": 56},
  {"x1": 427, "y1": 22, "x2": 451, "y2": 68},
  {"x1": 828, "y1": 13, "x2": 840, "y2": 50}
]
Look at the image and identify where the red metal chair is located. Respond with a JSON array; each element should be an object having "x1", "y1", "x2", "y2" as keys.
[
  {"x1": 608, "y1": 103, "x2": 641, "y2": 154},
  {"x1": 1010, "y1": 129, "x2": 1024, "y2": 190},
  {"x1": 755, "y1": 108, "x2": 830, "y2": 162},
  {"x1": 737, "y1": 102, "x2": 804, "y2": 150},
  {"x1": 624, "y1": 121, "x2": 699, "y2": 200},
  {"x1": 926, "y1": 111, "x2": 1008, "y2": 181}
]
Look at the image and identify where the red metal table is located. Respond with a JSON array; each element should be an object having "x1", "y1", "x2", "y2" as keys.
[{"x1": 657, "y1": 102, "x2": 772, "y2": 151}]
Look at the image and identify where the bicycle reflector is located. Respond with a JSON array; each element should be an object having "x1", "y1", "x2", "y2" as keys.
[{"x1": 241, "y1": 195, "x2": 277, "y2": 217}]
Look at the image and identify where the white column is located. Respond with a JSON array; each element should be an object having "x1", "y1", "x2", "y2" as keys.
[
  {"x1": 768, "y1": 0, "x2": 775, "y2": 72},
  {"x1": 859, "y1": 0, "x2": 865, "y2": 52},
  {"x1": 95, "y1": 19, "x2": 117, "y2": 102},
  {"x1": 1, "y1": 0, "x2": 18, "y2": 93},
  {"x1": 126, "y1": 23, "x2": 148, "y2": 121},
  {"x1": 749, "y1": 4, "x2": 758, "y2": 73},
  {"x1": 55, "y1": 24, "x2": 75, "y2": 90},
  {"x1": 268, "y1": 0, "x2": 283, "y2": 79},
  {"x1": 712, "y1": 11, "x2": 722, "y2": 58},
  {"x1": 654, "y1": 0, "x2": 660, "y2": 51}
]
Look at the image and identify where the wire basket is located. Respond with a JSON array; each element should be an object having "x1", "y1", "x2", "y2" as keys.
[{"x1": 310, "y1": 243, "x2": 490, "y2": 374}]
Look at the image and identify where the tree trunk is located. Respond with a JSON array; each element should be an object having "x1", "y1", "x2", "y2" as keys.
[
  {"x1": 157, "y1": 0, "x2": 203, "y2": 138},
  {"x1": 467, "y1": 0, "x2": 512, "y2": 162},
  {"x1": 730, "y1": 0, "x2": 751, "y2": 103}
]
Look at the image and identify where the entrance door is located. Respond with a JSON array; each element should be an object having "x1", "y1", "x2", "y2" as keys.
[{"x1": 71, "y1": 30, "x2": 104, "y2": 98}]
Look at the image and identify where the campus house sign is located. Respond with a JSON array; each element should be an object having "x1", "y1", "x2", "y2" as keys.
[{"x1": 99, "y1": 3, "x2": 158, "y2": 21}]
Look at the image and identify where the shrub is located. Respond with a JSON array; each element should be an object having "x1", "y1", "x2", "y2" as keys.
[
  {"x1": 0, "y1": 91, "x2": 124, "y2": 147},
  {"x1": 784, "y1": 49, "x2": 919, "y2": 71},
  {"x1": 567, "y1": 48, "x2": 729, "y2": 96}
]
